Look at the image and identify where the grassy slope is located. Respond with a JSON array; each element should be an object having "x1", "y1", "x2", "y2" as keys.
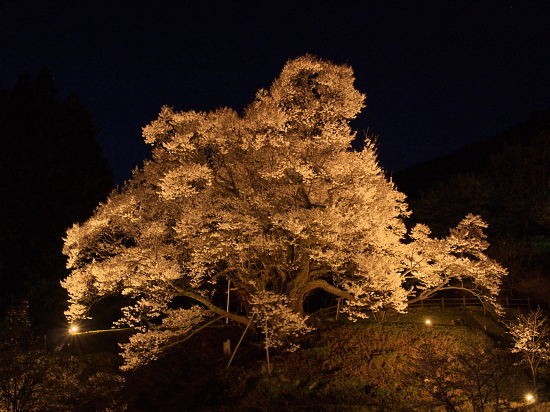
[
  {"x1": 66, "y1": 307, "x2": 550, "y2": 411},
  {"x1": 204, "y1": 308, "x2": 547, "y2": 411}
]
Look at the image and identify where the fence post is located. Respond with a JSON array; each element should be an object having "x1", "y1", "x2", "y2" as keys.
[
  {"x1": 462, "y1": 296, "x2": 466, "y2": 307},
  {"x1": 441, "y1": 297, "x2": 445, "y2": 308},
  {"x1": 506, "y1": 296, "x2": 509, "y2": 309},
  {"x1": 420, "y1": 299, "x2": 423, "y2": 308}
]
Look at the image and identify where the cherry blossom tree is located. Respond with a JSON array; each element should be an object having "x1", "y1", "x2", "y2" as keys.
[
  {"x1": 61, "y1": 55, "x2": 506, "y2": 369},
  {"x1": 507, "y1": 308, "x2": 550, "y2": 394},
  {"x1": 403, "y1": 214, "x2": 507, "y2": 311}
]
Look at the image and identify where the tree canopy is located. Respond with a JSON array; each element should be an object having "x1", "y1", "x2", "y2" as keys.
[{"x1": 62, "y1": 56, "x2": 506, "y2": 369}]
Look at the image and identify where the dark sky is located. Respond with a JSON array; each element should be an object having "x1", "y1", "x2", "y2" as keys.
[{"x1": 2, "y1": 1, "x2": 549, "y2": 185}]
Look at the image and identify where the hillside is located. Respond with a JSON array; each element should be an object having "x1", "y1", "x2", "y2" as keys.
[
  {"x1": 389, "y1": 108, "x2": 550, "y2": 305},
  {"x1": 392, "y1": 108, "x2": 550, "y2": 199},
  {"x1": 90, "y1": 307, "x2": 548, "y2": 411}
]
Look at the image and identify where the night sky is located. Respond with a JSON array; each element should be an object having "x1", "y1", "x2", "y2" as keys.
[{"x1": 2, "y1": 1, "x2": 549, "y2": 185}]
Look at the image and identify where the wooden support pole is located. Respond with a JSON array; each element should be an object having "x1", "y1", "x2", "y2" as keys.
[
  {"x1": 226, "y1": 313, "x2": 255, "y2": 369},
  {"x1": 226, "y1": 280, "x2": 231, "y2": 324},
  {"x1": 265, "y1": 317, "x2": 271, "y2": 375}
]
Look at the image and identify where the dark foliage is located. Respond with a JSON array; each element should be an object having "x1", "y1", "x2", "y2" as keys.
[
  {"x1": 0, "y1": 69, "x2": 113, "y2": 332},
  {"x1": 0, "y1": 303, "x2": 124, "y2": 412},
  {"x1": 118, "y1": 322, "x2": 261, "y2": 411}
]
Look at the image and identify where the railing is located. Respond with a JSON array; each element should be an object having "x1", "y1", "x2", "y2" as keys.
[
  {"x1": 408, "y1": 296, "x2": 531, "y2": 309},
  {"x1": 310, "y1": 296, "x2": 531, "y2": 319}
]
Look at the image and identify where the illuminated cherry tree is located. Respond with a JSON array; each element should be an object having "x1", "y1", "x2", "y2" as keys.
[
  {"x1": 402, "y1": 214, "x2": 506, "y2": 311},
  {"x1": 507, "y1": 308, "x2": 550, "y2": 394},
  {"x1": 61, "y1": 55, "x2": 506, "y2": 369}
]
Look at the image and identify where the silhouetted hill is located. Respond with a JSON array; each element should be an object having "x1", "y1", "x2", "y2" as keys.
[{"x1": 393, "y1": 108, "x2": 550, "y2": 199}]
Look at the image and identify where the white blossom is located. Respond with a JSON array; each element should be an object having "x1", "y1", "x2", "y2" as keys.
[
  {"x1": 119, "y1": 306, "x2": 212, "y2": 370},
  {"x1": 61, "y1": 55, "x2": 506, "y2": 369}
]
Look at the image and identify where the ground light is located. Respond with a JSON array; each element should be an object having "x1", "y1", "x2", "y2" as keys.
[
  {"x1": 526, "y1": 393, "x2": 535, "y2": 403},
  {"x1": 425, "y1": 319, "x2": 432, "y2": 326},
  {"x1": 69, "y1": 325, "x2": 78, "y2": 334}
]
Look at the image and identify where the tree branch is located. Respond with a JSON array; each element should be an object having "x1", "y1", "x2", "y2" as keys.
[
  {"x1": 301, "y1": 279, "x2": 355, "y2": 301},
  {"x1": 181, "y1": 290, "x2": 250, "y2": 326},
  {"x1": 407, "y1": 285, "x2": 490, "y2": 305}
]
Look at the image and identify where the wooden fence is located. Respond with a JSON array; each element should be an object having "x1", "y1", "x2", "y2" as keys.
[
  {"x1": 408, "y1": 296, "x2": 531, "y2": 309},
  {"x1": 311, "y1": 296, "x2": 531, "y2": 319}
]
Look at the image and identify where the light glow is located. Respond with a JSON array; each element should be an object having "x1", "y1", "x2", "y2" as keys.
[
  {"x1": 526, "y1": 393, "x2": 534, "y2": 403},
  {"x1": 70, "y1": 325, "x2": 78, "y2": 333},
  {"x1": 425, "y1": 319, "x2": 432, "y2": 326}
]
